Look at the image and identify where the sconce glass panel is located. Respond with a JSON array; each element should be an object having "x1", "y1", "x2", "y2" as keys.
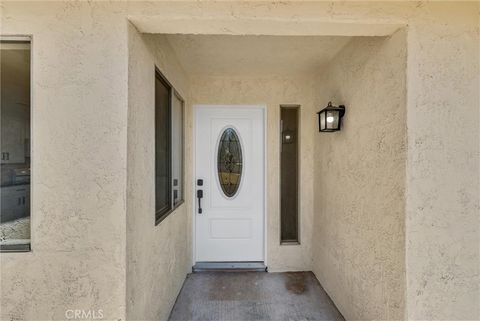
[
  {"x1": 320, "y1": 112, "x2": 326, "y2": 130},
  {"x1": 326, "y1": 110, "x2": 339, "y2": 130}
]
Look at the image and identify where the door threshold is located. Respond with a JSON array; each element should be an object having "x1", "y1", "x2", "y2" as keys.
[{"x1": 193, "y1": 261, "x2": 267, "y2": 272}]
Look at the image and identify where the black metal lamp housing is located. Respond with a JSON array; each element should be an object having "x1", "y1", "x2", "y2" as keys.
[{"x1": 317, "y1": 101, "x2": 346, "y2": 132}]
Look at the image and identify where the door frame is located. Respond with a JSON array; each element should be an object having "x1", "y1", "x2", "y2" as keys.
[{"x1": 192, "y1": 104, "x2": 268, "y2": 265}]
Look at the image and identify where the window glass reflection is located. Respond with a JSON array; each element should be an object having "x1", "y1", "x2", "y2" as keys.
[
  {"x1": 0, "y1": 40, "x2": 31, "y2": 251},
  {"x1": 217, "y1": 128, "x2": 242, "y2": 197}
]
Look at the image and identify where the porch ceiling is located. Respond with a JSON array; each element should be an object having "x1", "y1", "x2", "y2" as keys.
[{"x1": 163, "y1": 34, "x2": 353, "y2": 76}]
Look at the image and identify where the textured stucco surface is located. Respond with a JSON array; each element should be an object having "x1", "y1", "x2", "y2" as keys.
[
  {"x1": 189, "y1": 75, "x2": 315, "y2": 272},
  {"x1": 0, "y1": 2, "x2": 478, "y2": 321},
  {"x1": 0, "y1": 2, "x2": 128, "y2": 321},
  {"x1": 312, "y1": 31, "x2": 407, "y2": 321},
  {"x1": 404, "y1": 5, "x2": 479, "y2": 320},
  {"x1": 126, "y1": 26, "x2": 191, "y2": 321},
  {"x1": 165, "y1": 34, "x2": 351, "y2": 77}
]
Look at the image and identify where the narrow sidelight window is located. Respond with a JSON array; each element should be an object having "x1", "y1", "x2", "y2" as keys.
[
  {"x1": 280, "y1": 106, "x2": 299, "y2": 244},
  {"x1": 0, "y1": 38, "x2": 31, "y2": 252},
  {"x1": 155, "y1": 69, "x2": 184, "y2": 225}
]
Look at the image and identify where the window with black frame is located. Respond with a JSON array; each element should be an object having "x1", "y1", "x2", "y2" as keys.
[
  {"x1": 280, "y1": 106, "x2": 299, "y2": 244},
  {"x1": 155, "y1": 69, "x2": 184, "y2": 225},
  {"x1": 0, "y1": 37, "x2": 31, "y2": 252}
]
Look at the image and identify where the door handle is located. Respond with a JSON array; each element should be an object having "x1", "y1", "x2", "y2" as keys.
[{"x1": 197, "y1": 189, "x2": 203, "y2": 214}]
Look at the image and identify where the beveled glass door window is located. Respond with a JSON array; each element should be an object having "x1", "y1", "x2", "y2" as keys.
[{"x1": 217, "y1": 128, "x2": 243, "y2": 198}]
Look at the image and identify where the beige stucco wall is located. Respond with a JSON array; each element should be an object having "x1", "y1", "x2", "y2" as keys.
[
  {"x1": 0, "y1": 2, "x2": 478, "y2": 321},
  {"x1": 312, "y1": 31, "x2": 407, "y2": 320},
  {"x1": 404, "y1": 5, "x2": 479, "y2": 320},
  {"x1": 189, "y1": 75, "x2": 315, "y2": 272},
  {"x1": 0, "y1": 2, "x2": 128, "y2": 321},
  {"x1": 126, "y1": 25, "x2": 191, "y2": 321}
]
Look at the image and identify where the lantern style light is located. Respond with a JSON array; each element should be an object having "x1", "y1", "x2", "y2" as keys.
[{"x1": 317, "y1": 101, "x2": 346, "y2": 132}]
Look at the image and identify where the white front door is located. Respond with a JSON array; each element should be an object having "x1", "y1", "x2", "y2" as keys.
[{"x1": 195, "y1": 105, "x2": 265, "y2": 262}]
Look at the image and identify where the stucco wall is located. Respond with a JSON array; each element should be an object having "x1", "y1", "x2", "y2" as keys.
[
  {"x1": 189, "y1": 75, "x2": 315, "y2": 272},
  {"x1": 126, "y1": 25, "x2": 191, "y2": 321},
  {"x1": 0, "y1": 2, "x2": 478, "y2": 321},
  {"x1": 312, "y1": 31, "x2": 407, "y2": 320},
  {"x1": 132, "y1": 5, "x2": 480, "y2": 316},
  {"x1": 404, "y1": 4, "x2": 479, "y2": 320},
  {"x1": 0, "y1": 2, "x2": 128, "y2": 321}
]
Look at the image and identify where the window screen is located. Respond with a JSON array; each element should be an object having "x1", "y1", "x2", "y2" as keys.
[{"x1": 155, "y1": 69, "x2": 184, "y2": 224}]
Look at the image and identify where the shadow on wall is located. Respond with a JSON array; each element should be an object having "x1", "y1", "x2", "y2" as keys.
[{"x1": 312, "y1": 29, "x2": 407, "y2": 321}]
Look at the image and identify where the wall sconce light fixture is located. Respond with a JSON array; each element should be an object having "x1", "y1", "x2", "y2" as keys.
[{"x1": 317, "y1": 101, "x2": 345, "y2": 132}]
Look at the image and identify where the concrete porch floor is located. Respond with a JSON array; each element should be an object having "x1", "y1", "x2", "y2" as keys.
[{"x1": 168, "y1": 271, "x2": 345, "y2": 321}]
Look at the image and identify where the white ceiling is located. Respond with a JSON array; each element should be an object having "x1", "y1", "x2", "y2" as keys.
[{"x1": 164, "y1": 34, "x2": 352, "y2": 77}]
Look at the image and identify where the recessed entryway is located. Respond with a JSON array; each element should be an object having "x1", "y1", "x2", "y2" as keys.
[{"x1": 127, "y1": 22, "x2": 409, "y2": 321}]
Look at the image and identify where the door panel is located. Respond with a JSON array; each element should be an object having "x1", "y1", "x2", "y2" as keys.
[{"x1": 195, "y1": 106, "x2": 264, "y2": 262}]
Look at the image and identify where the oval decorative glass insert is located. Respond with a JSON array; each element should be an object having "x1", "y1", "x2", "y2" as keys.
[{"x1": 217, "y1": 128, "x2": 243, "y2": 197}]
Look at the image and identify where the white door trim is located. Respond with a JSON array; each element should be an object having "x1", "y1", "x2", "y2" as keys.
[{"x1": 192, "y1": 104, "x2": 267, "y2": 265}]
